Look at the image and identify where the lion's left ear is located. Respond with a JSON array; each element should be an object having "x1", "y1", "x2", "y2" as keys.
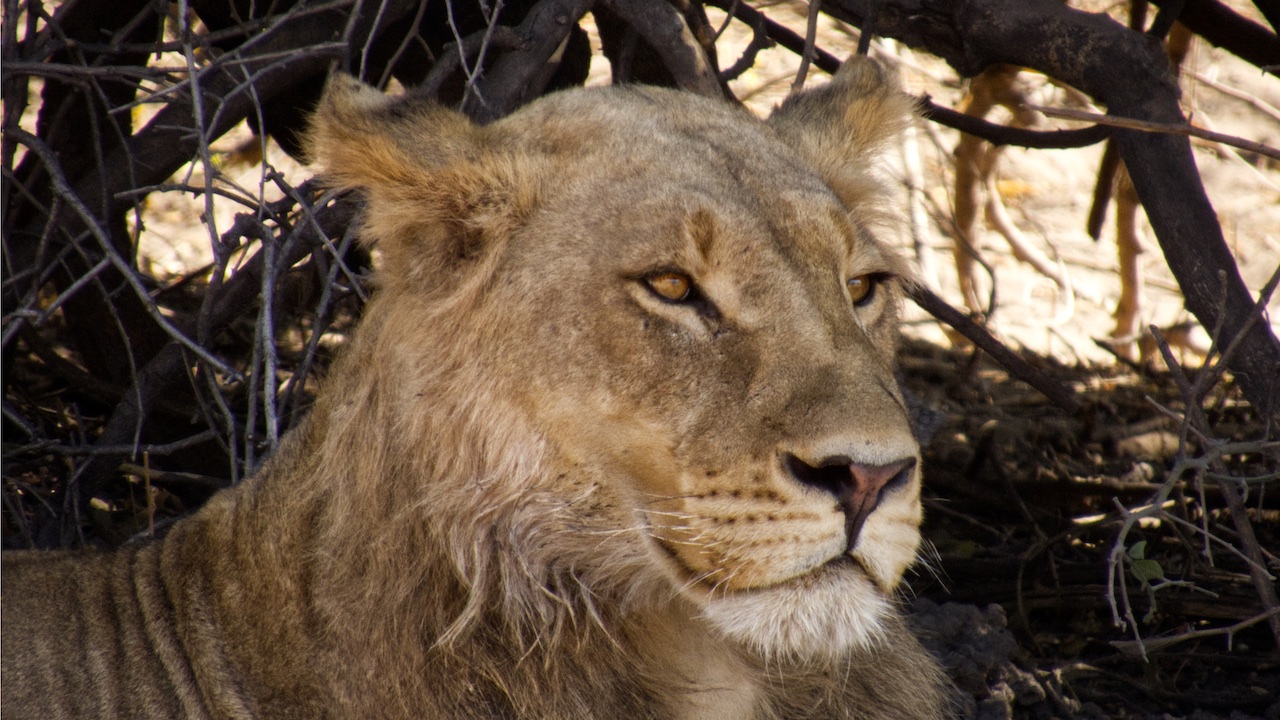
[{"x1": 766, "y1": 57, "x2": 915, "y2": 210}]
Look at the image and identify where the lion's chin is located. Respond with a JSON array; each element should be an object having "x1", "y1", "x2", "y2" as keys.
[{"x1": 699, "y1": 559, "x2": 890, "y2": 661}]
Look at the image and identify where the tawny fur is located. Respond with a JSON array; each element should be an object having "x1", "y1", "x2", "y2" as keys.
[{"x1": 2, "y1": 57, "x2": 951, "y2": 719}]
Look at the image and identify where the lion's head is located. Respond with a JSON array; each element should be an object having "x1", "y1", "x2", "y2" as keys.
[{"x1": 306, "y1": 58, "x2": 922, "y2": 663}]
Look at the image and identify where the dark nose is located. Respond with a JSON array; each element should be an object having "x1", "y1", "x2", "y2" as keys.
[{"x1": 783, "y1": 454, "x2": 916, "y2": 551}]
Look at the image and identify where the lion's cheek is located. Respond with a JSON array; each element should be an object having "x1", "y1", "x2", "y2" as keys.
[{"x1": 530, "y1": 395, "x2": 685, "y2": 491}]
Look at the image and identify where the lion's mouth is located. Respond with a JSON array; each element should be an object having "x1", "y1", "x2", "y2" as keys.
[
  {"x1": 822, "y1": 553, "x2": 860, "y2": 572},
  {"x1": 650, "y1": 531, "x2": 881, "y2": 597},
  {"x1": 824, "y1": 553, "x2": 893, "y2": 593}
]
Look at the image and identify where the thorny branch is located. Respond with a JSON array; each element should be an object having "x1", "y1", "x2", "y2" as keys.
[{"x1": 1107, "y1": 269, "x2": 1280, "y2": 656}]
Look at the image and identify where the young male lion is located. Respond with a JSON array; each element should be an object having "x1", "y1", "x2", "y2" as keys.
[{"x1": 2, "y1": 57, "x2": 951, "y2": 719}]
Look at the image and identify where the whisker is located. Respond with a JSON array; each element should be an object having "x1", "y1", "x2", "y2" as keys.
[
  {"x1": 640, "y1": 509, "x2": 700, "y2": 519},
  {"x1": 672, "y1": 567, "x2": 727, "y2": 596},
  {"x1": 636, "y1": 492, "x2": 707, "y2": 503}
]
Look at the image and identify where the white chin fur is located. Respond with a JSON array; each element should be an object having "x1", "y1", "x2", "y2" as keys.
[{"x1": 701, "y1": 566, "x2": 888, "y2": 660}]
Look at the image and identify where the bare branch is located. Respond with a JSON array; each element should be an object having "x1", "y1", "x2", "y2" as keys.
[
  {"x1": 905, "y1": 283, "x2": 1081, "y2": 413},
  {"x1": 601, "y1": 0, "x2": 722, "y2": 99},
  {"x1": 467, "y1": 0, "x2": 596, "y2": 122},
  {"x1": 1030, "y1": 104, "x2": 1280, "y2": 161},
  {"x1": 793, "y1": 0, "x2": 823, "y2": 91}
]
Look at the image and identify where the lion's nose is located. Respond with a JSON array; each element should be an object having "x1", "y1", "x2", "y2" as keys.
[{"x1": 783, "y1": 454, "x2": 916, "y2": 551}]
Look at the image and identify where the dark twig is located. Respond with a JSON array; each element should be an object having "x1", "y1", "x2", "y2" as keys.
[
  {"x1": 711, "y1": 0, "x2": 739, "y2": 41},
  {"x1": 793, "y1": 0, "x2": 824, "y2": 91},
  {"x1": 1086, "y1": 141, "x2": 1121, "y2": 240},
  {"x1": 467, "y1": 0, "x2": 597, "y2": 122},
  {"x1": 1147, "y1": 0, "x2": 1187, "y2": 39},
  {"x1": 413, "y1": 26, "x2": 525, "y2": 101},
  {"x1": 905, "y1": 283, "x2": 1081, "y2": 413},
  {"x1": 718, "y1": 9, "x2": 772, "y2": 83},
  {"x1": 921, "y1": 97, "x2": 1111, "y2": 149},
  {"x1": 601, "y1": 0, "x2": 721, "y2": 100},
  {"x1": 12, "y1": 431, "x2": 221, "y2": 459},
  {"x1": 706, "y1": 0, "x2": 842, "y2": 73},
  {"x1": 855, "y1": 0, "x2": 881, "y2": 55},
  {"x1": 117, "y1": 463, "x2": 230, "y2": 493}
]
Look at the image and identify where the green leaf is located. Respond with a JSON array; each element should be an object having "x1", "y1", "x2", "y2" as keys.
[
  {"x1": 1127, "y1": 540, "x2": 1148, "y2": 560},
  {"x1": 1130, "y1": 558, "x2": 1165, "y2": 582}
]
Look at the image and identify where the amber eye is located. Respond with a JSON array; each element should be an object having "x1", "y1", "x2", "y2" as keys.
[
  {"x1": 847, "y1": 274, "x2": 877, "y2": 306},
  {"x1": 646, "y1": 272, "x2": 693, "y2": 302}
]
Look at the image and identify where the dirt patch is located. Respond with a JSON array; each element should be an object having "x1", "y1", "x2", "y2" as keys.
[{"x1": 901, "y1": 337, "x2": 1279, "y2": 720}]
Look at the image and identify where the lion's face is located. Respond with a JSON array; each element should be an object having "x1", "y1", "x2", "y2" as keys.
[{"x1": 309, "y1": 60, "x2": 921, "y2": 660}]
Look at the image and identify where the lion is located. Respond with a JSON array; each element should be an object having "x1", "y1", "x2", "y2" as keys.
[{"x1": 2, "y1": 57, "x2": 951, "y2": 719}]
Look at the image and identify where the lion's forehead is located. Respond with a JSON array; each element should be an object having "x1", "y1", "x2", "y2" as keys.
[
  {"x1": 514, "y1": 86, "x2": 829, "y2": 185},
  {"x1": 502, "y1": 86, "x2": 898, "y2": 285}
]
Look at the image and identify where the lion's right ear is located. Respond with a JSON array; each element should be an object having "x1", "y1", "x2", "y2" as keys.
[
  {"x1": 766, "y1": 57, "x2": 915, "y2": 213},
  {"x1": 305, "y1": 74, "x2": 541, "y2": 289},
  {"x1": 305, "y1": 73, "x2": 477, "y2": 197}
]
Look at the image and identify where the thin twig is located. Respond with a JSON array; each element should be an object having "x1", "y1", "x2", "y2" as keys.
[
  {"x1": 1110, "y1": 607, "x2": 1280, "y2": 656},
  {"x1": 792, "y1": 0, "x2": 822, "y2": 91},
  {"x1": 718, "y1": 10, "x2": 771, "y2": 83},
  {"x1": 1142, "y1": 277, "x2": 1280, "y2": 648},
  {"x1": 462, "y1": 0, "x2": 506, "y2": 109},
  {"x1": 118, "y1": 463, "x2": 230, "y2": 492},
  {"x1": 11, "y1": 431, "x2": 221, "y2": 458},
  {"x1": 905, "y1": 283, "x2": 1080, "y2": 413},
  {"x1": 1192, "y1": 71, "x2": 1280, "y2": 123},
  {"x1": 7, "y1": 127, "x2": 242, "y2": 380},
  {"x1": 377, "y1": 0, "x2": 431, "y2": 89},
  {"x1": 357, "y1": 0, "x2": 398, "y2": 81},
  {"x1": 413, "y1": 26, "x2": 525, "y2": 101},
  {"x1": 1195, "y1": 264, "x2": 1280, "y2": 407},
  {"x1": 1028, "y1": 104, "x2": 1280, "y2": 161}
]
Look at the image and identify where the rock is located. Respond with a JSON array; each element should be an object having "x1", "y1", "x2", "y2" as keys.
[{"x1": 911, "y1": 599, "x2": 1019, "y2": 695}]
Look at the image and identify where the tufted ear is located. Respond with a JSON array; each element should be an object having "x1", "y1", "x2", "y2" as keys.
[
  {"x1": 305, "y1": 74, "x2": 542, "y2": 289},
  {"x1": 767, "y1": 56, "x2": 915, "y2": 211}
]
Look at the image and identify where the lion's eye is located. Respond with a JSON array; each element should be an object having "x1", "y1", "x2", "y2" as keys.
[
  {"x1": 646, "y1": 272, "x2": 693, "y2": 302},
  {"x1": 847, "y1": 274, "x2": 878, "y2": 306}
]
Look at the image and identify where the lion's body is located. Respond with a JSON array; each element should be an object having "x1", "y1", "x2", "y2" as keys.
[{"x1": 3, "y1": 59, "x2": 950, "y2": 719}]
